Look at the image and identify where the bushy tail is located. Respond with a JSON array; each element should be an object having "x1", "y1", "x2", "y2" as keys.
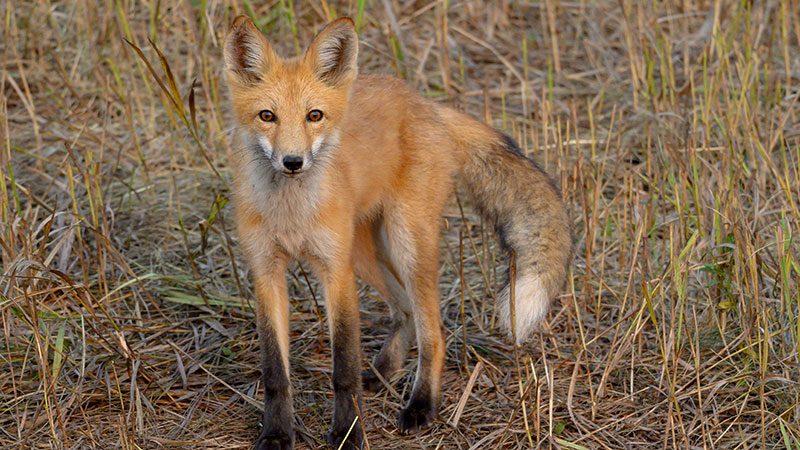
[{"x1": 445, "y1": 111, "x2": 572, "y2": 344}]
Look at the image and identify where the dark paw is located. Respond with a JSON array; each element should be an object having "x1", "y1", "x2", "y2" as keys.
[
  {"x1": 398, "y1": 397, "x2": 436, "y2": 433},
  {"x1": 327, "y1": 425, "x2": 363, "y2": 450},
  {"x1": 361, "y1": 368, "x2": 385, "y2": 392},
  {"x1": 255, "y1": 430, "x2": 293, "y2": 450}
]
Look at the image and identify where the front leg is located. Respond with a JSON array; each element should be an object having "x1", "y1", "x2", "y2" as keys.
[
  {"x1": 252, "y1": 261, "x2": 294, "y2": 450},
  {"x1": 327, "y1": 268, "x2": 364, "y2": 449},
  {"x1": 313, "y1": 258, "x2": 364, "y2": 449}
]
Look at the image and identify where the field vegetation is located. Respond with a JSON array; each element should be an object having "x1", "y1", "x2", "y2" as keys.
[{"x1": 1, "y1": 0, "x2": 799, "y2": 448}]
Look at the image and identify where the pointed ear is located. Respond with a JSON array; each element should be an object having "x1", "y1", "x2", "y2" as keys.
[
  {"x1": 304, "y1": 18, "x2": 358, "y2": 87},
  {"x1": 223, "y1": 16, "x2": 276, "y2": 85}
]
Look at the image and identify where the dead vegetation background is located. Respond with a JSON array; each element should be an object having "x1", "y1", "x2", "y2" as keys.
[{"x1": 2, "y1": 0, "x2": 799, "y2": 448}]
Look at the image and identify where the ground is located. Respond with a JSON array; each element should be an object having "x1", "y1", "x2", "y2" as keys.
[{"x1": 2, "y1": 1, "x2": 799, "y2": 449}]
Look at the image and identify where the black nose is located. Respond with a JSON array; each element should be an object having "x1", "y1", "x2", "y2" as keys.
[{"x1": 282, "y1": 156, "x2": 303, "y2": 171}]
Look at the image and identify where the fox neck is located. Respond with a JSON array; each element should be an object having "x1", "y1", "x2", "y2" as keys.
[{"x1": 236, "y1": 145, "x2": 334, "y2": 248}]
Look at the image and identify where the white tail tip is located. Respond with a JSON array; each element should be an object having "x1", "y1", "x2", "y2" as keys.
[{"x1": 498, "y1": 274, "x2": 550, "y2": 345}]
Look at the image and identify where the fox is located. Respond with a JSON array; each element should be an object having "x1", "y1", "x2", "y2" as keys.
[{"x1": 222, "y1": 15, "x2": 572, "y2": 450}]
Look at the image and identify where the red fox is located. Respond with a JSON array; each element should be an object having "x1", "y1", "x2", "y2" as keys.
[{"x1": 223, "y1": 16, "x2": 571, "y2": 450}]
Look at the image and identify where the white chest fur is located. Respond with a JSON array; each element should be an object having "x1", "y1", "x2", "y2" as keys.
[{"x1": 239, "y1": 160, "x2": 341, "y2": 261}]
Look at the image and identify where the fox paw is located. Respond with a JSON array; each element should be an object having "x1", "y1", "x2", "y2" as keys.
[
  {"x1": 361, "y1": 368, "x2": 385, "y2": 392},
  {"x1": 398, "y1": 398, "x2": 436, "y2": 432},
  {"x1": 254, "y1": 430, "x2": 293, "y2": 450},
  {"x1": 327, "y1": 426, "x2": 363, "y2": 450}
]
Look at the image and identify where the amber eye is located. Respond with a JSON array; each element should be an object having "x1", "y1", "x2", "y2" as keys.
[
  {"x1": 307, "y1": 110, "x2": 323, "y2": 122},
  {"x1": 258, "y1": 110, "x2": 276, "y2": 122}
]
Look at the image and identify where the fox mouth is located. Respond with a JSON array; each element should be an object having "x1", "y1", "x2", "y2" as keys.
[
  {"x1": 281, "y1": 169, "x2": 304, "y2": 178},
  {"x1": 269, "y1": 159, "x2": 308, "y2": 177}
]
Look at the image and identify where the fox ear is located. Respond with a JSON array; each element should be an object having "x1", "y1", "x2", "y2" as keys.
[
  {"x1": 304, "y1": 18, "x2": 358, "y2": 87},
  {"x1": 224, "y1": 16, "x2": 276, "y2": 85}
]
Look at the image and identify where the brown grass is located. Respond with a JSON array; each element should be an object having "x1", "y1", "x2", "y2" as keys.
[{"x1": 2, "y1": 0, "x2": 799, "y2": 449}]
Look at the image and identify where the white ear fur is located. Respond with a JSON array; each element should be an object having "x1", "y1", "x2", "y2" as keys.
[
  {"x1": 305, "y1": 18, "x2": 358, "y2": 86},
  {"x1": 223, "y1": 16, "x2": 275, "y2": 84}
]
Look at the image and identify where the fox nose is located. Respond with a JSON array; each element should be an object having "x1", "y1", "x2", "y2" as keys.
[{"x1": 282, "y1": 156, "x2": 303, "y2": 171}]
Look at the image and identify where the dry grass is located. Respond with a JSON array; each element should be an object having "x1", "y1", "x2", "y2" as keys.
[{"x1": 2, "y1": 0, "x2": 800, "y2": 449}]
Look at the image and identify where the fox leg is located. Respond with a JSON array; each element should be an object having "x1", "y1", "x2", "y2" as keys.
[
  {"x1": 382, "y1": 208, "x2": 445, "y2": 432},
  {"x1": 366, "y1": 226, "x2": 415, "y2": 390},
  {"x1": 352, "y1": 219, "x2": 414, "y2": 391},
  {"x1": 251, "y1": 256, "x2": 294, "y2": 450},
  {"x1": 311, "y1": 244, "x2": 364, "y2": 449},
  {"x1": 364, "y1": 258, "x2": 414, "y2": 391}
]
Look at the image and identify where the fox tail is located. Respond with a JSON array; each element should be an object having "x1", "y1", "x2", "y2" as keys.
[{"x1": 446, "y1": 110, "x2": 572, "y2": 344}]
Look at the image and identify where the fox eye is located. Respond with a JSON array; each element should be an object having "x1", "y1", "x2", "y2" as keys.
[
  {"x1": 258, "y1": 110, "x2": 276, "y2": 122},
  {"x1": 307, "y1": 110, "x2": 323, "y2": 122}
]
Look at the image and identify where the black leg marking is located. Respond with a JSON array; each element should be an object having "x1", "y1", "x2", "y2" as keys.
[
  {"x1": 329, "y1": 307, "x2": 364, "y2": 449},
  {"x1": 255, "y1": 323, "x2": 294, "y2": 449},
  {"x1": 398, "y1": 361, "x2": 438, "y2": 432},
  {"x1": 398, "y1": 394, "x2": 437, "y2": 432},
  {"x1": 255, "y1": 432, "x2": 293, "y2": 450}
]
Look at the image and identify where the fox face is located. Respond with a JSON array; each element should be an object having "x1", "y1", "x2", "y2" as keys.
[{"x1": 224, "y1": 17, "x2": 358, "y2": 177}]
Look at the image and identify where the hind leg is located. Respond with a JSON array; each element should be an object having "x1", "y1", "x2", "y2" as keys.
[
  {"x1": 363, "y1": 255, "x2": 414, "y2": 391},
  {"x1": 352, "y1": 220, "x2": 415, "y2": 391},
  {"x1": 381, "y1": 206, "x2": 446, "y2": 432}
]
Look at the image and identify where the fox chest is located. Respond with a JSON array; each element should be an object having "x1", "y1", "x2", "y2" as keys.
[
  {"x1": 242, "y1": 184, "x2": 342, "y2": 262},
  {"x1": 272, "y1": 218, "x2": 339, "y2": 262}
]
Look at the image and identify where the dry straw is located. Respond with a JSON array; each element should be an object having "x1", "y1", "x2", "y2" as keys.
[{"x1": 2, "y1": 1, "x2": 799, "y2": 449}]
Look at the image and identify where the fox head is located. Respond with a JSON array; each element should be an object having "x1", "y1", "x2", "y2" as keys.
[{"x1": 223, "y1": 16, "x2": 358, "y2": 177}]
